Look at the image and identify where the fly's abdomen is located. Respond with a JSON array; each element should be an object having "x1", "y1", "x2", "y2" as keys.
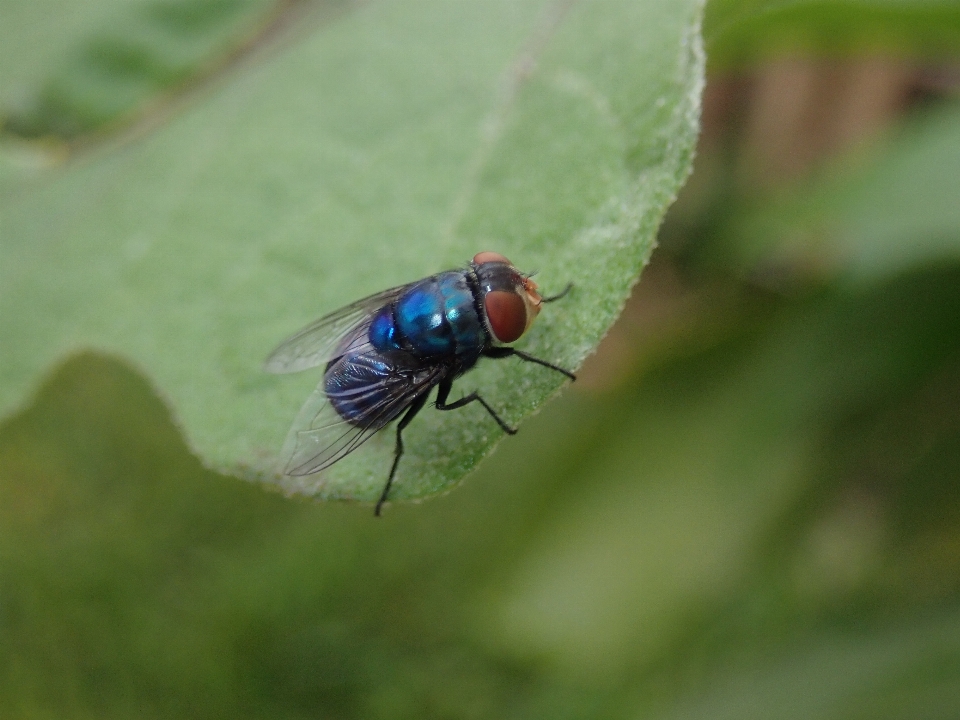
[
  {"x1": 324, "y1": 353, "x2": 403, "y2": 427},
  {"x1": 369, "y1": 306, "x2": 402, "y2": 353},
  {"x1": 393, "y1": 272, "x2": 484, "y2": 357}
]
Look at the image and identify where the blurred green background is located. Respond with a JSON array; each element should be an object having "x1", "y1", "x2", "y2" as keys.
[{"x1": 3, "y1": 0, "x2": 960, "y2": 718}]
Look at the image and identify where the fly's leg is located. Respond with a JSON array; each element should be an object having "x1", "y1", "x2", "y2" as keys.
[
  {"x1": 483, "y1": 347, "x2": 576, "y2": 381},
  {"x1": 435, "y1": 377, "x2": 517, "y2": 435},
  {"x1": 376, "y1": 393, "x2": 429, "y2": 517},
  {"x1": 539, "y1": 283, "x2": 573, "y2": 303}
]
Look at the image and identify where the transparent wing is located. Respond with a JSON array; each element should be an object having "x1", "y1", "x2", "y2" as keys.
[
  {"x1": 280, "y1": 349, "x2": 447, "y2": 477},
  {"x1": 264, "y1": 283, "x2": 410, "y2": 374}
]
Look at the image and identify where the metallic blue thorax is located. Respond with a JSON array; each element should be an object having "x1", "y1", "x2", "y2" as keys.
[
  {"x1": 326, "y1": 271, "x2": 487, "y2": 427},
  {"x1": 368, "y1": 271, "x2": 486, "y2": 359}
]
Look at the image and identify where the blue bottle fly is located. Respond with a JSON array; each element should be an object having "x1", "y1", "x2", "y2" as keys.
[{"x1": 264, "y1": 251, "x2": 575, "y2": 515}]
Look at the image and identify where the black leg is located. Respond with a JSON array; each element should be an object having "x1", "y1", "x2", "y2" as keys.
[
  {"x1": 540, "y1": 283, "x2": 573, "y2": 303},
  {"x1": 375, "y1": 393, "x2": 429, "y2": 517},
  {"x1": 483, "y1": 346, "x2": 576, "y2": 381},
  {"x1": 435, "y1": 377, "x2": 517, "y2": 435}
]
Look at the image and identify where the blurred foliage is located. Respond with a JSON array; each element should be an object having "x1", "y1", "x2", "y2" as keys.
[
  {"x1": 710, "y1": 101, "x2": 960, "y2": 282},
  {"x1": 705, "y1": 0, "x2": 960, "y2": 68},
  {"x1": 0, "y1": 0, "x2": 285, "y2": 139},
  {"x1": 2, "y1": 0, "x2": 960, "y2": 718}
]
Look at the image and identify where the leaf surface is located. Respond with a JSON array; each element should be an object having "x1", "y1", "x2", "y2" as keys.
[{"x1": 1, "y1": 0, "x2": 705, "y2": 502}]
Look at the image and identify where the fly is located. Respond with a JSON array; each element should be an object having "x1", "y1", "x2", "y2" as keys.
[{"x1": 264, "y1": 251, "x2": 575, "y2": 516}]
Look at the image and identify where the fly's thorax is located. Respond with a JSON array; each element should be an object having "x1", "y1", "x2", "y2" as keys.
[
  {"x1": 389, "y1": 272, "x2": 484, "y2": 357},
  {"x1": 471, "y1": 252, "x2": 542, "y2": 345}
]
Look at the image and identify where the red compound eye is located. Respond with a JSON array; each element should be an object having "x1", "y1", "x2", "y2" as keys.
[
  {"x1": 484, "y1": 290, "x2": 527, "y2": 343},
  {"x1": 473, "y1": 251, "x2": 512, "y2": 266}
]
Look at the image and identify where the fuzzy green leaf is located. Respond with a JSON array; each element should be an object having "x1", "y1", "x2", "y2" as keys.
[{"x1": 1, "y1": 0, "x2": 704, "y2": 504}]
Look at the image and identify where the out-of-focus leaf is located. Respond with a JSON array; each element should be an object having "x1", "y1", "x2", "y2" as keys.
[
  {"x1": 723, "y1": 103, "x2": 960, "y2": 283},
  {"x1": 705, "y1": 0, "x2": 960, "y2": 68},
  {"x1": 0, "y1": 0, "x2": 282, "y2": 139},
  {"x1": 0, "y1": 0, "x2": 705, "y2": 504},
  {"x1": 3, "y1": 264, "x2": 958, "y2": 718},
  {"x1": 639, "y1": 610, "x2": 960, "y2": 720},
  {"x1": 483, "y1": 264, "x2": 960, "y2": 674}
]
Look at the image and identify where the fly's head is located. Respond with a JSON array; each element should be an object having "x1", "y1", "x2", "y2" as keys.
[{"x1": 472, "y1": 251, "x2": 543, "y2": 344}]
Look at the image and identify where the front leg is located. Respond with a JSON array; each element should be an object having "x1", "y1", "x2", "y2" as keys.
[
  {"x1": 483, "y1": 347, "x2": 576, "y2": 381},
  {"x1": 435, "y1": 377, "x2": 517, "y2": 435}
]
